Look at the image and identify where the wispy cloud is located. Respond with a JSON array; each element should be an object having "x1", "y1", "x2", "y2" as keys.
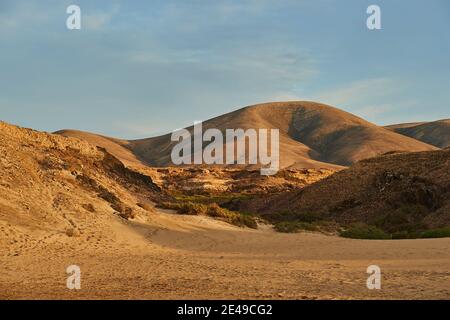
[
  {"x1": 0, "y1": 1, "x2": 53, "y2": 30},
  {"x1": 310, "y1": 78, "x2": 397, "y2": 107},
  {"x1": 83, "y1": 5, "x2": 120, "y2": 30},
  {"x1": 306, "y1": 78, "x2": 417, "y2": 124}
]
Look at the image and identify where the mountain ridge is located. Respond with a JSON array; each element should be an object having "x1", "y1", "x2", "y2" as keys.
[
  {"x1": 56, "y1": 101, "x2": 438, "y2": 169},
  {"x1": 385, "y1": 119, "x2": 450, "y2": 148}
]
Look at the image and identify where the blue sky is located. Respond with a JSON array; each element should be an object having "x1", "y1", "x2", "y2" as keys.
[{"x1": 0, "y1": 0, "x2": 449, "y2": 138}]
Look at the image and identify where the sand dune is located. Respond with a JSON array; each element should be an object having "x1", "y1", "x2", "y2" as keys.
[
  {"x1": 57, "y1": 101, "x2": 437, "y2": 170},
  {"x1": 386, "y1": 119, "x2": 450, "y2": 148}
]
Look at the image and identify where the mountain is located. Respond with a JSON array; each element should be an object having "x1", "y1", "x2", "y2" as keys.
[
  {"x1": 386, "y1": 119, "x2": 450, "y2": 148},
  {"x1": 241, "y1": 148, "x2": 450, "y2": 237},
  {"x1": 56, "y1": 101, "x2": 437, "y2": 170}
]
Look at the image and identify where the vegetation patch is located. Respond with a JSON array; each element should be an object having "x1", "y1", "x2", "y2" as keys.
[
  {"x1": 174, "y1": 193, "x2": 253, "y2": 205},
  {"x1": 420, "y1": 227, "x2": 450, "y2": 238},
  {"x1": 274, "y1": 220, "x2": 336, "y2": 234},
  {"x1": 340, "y1": 224, "x2": 450, "y2": 240},
  {"x1": 158, "y1": 201, "x2": 257, "y2": 229},
  {"x1": 274, "y1": 221, "x2": 317, "y2": 233},
  {"x1": 340, "y1": 223, "x2": 391, "y2": 240}
]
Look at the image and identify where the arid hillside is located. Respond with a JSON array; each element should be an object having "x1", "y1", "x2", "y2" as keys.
[
  {"x1": 54, "y1": 129, "x2": 144, "y2": 168},
  {"x1": 1, "y1": 121, "x2": 450, "y2": 300},
  {"x1": 386, "y1": 119, "x2": 450, "y2": 148},
  {"x1": 57, "y1": 101, "x2": 437, "y2": 170},
  {"x1": 0, "y1": 121, "x2": 162, "y2": 257},
  {"x1": 243, "y1": 149, "x2": 450, "y2": 238}
]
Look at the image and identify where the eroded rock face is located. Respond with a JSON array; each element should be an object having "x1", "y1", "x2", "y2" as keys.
[{"x1": 138, "y1": 166, "x2": 336, "y2": 195}]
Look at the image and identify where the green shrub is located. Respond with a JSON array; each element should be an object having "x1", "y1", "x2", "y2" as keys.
[
  {"x1": 274, "y1": 221, "x2": 319, "y2": 233},
  {"x1": 157, "y1": 201, "x2": 207, "y2": 215},
  {"x1": 157, "y1": 201, "x2": 257, "y2": 229},
  {"x1": 295, "y1": 212, "x2": 321, "y2": 223},
  {"x1": 157, "y1": 201, "x2": 182, "y2": 211},
  {"x1": 175, "y1": 193, "x2": 253, "y2": 205},
  {"x1": 230, "y1": 214, "x2": 258, "y2": 229},
  {"x1": 391, "y1": 230, "x2": 421, "y2": 239},
  {"x1": 178, "y1": 202, "x2": 207, "y2": 215},
  {"x1": 420, "y1": 227, "x2": 450, "y2": 238},
  {"x1": 340, "y1": 223, "x2": 391, "y2": 239},
  {"x1": 206, "y1": 203, "x2": 258, "y2": 229},
  {"x1": 274, "y1": 221, "x2": 300, "y2": 233},
  {"x1": 206, "y1": 203, "x2": 226, "y2": 217}
]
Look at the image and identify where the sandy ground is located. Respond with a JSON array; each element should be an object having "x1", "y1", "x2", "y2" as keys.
[{"x1": 1, "y1": 209, "x2": 449, "y2": 300}]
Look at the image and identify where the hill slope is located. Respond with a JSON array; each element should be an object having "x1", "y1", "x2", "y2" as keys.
[
  {"x1": 0, "y1": 121, "x2": 162, "y2": 256},
  {"x1": 56, "y1": 102, "x2": 437, "y2": 169},
  {"x1": 386, "y1": 119, "x2": 450, "y2": 148},
  {"x1": 54, "y1": 129, "x2": 144, "y2": 167},
  {"x1": 243, "y1": 148, "x2": 450, "y2": 237}
]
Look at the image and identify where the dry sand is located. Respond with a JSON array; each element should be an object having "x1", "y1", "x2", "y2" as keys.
[{"x1": 1, "y1": 207, "x2": 449, "y2": 300}]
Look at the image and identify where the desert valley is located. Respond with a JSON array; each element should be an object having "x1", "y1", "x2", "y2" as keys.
[{"x1": 1, "y1": 101, "x2": 449, "y2": 299}]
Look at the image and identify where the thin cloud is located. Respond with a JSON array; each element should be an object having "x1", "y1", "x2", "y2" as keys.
[
  {"x1": 305, "y1": 78, "x2": 417, "y2": 124},
  {"x1": 0, "y1": 1, "x2": 53, "y2": 30},
  {"x1": 83, "y1": 5, "x2": 120, "y2": 30},
  {"x1": 310, "y1": 78, "x2": 397, "y2": 107}
]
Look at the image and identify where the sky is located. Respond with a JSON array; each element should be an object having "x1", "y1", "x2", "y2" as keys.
[{"x1": 0, "y1": 0, "x2": 449, "y2": 139}]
